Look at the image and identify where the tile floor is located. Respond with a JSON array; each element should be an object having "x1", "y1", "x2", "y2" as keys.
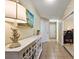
[{"x1": 39, "y1": 41, "x2": 73, "y2": 59}]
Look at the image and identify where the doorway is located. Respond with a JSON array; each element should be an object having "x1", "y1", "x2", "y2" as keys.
[{"x1": 49, "y1": 22, "x2": 57, "y2": 41}]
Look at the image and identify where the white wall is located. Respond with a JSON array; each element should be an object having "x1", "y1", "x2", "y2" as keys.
[
  {"x1": 18, "y1": 25, "x2": 34, "y2": 39},
  {"x1": 20, "y1": 0, "x2": 41, "y2": 31},
  {"x1": 40, "y1": 19, "x2": 49, "y2": 43}
]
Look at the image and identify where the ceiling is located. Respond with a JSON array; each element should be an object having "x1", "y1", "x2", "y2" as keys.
[{"x1": 20, "y1": 0, "x2": 70, "y2": 19}]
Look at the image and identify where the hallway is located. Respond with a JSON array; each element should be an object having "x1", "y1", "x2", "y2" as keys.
[
  {"x1": 5, "y1": 0, "x2": 74, "y2": 59},
  {"x1": 39, "y1": 41, "x2": 73, "y2": 59}
]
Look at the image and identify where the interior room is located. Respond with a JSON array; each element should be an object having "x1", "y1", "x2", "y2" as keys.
[{"x1": 5, "y1": 0, "x2": 74, "y2": 59}]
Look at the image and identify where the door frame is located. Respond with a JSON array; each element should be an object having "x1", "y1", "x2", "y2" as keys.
[{"x1": 49, "y1": 20, "x2": 58, "y2": 42}]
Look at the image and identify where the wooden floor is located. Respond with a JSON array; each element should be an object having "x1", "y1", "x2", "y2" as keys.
[
  {"x1": 64, "y1": 44, "x2": 74, "y2": 57},
  {"x1": 39, "y1": 41, "x2": 73, "y2": 59}
]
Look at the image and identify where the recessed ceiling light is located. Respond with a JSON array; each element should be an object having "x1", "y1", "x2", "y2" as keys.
[{"x1": 45, "y1": 0, "x2": 55, "y2": 4}]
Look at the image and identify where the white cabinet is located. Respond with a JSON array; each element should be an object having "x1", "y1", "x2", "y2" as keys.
[{"x1": 5, "y1": 35, "x2": 42, "y2": 59}]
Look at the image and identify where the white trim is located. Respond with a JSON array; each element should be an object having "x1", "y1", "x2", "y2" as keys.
[
  {"x1": 61, "y1": 21, "x2": 64, "y2": 45},
  {"x1": 57, "y1": 20, "x2": 59, "y2": 43}
]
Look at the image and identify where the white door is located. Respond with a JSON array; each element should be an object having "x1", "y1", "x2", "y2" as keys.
[{"x1": 49, "y1": 22, "x2": 56, "y2": 39}]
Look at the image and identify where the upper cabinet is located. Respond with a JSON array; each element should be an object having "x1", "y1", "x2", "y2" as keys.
[
  {"x1": 5, "y1": 1, "x2": 16, "y2": 18},
  {"x1": 5, "y1": 0, "x2": 27, "y2": 23}
]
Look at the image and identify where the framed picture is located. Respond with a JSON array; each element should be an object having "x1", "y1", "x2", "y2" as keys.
[{"x1": 26, "y1": 9, "x2": 34, "y2": 28}]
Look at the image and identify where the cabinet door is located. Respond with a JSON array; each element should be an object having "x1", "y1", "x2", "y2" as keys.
[
  {"x1": 5, "y1": 52, "x2": 18, "y2": 59},
  {"x1": 18, "y1": 47, "x2": 29, "y2": 59}
]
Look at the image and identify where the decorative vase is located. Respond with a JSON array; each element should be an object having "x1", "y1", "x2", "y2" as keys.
[
  {"x1": 8, "y1": 28, "x2": 21, "y2": 48},
  {"x1": 36, "y1": 30, "x2": 40, "y2": 35},
  {"x1": 8, "y1": 42, "x2": 21, "y2": 48}
]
